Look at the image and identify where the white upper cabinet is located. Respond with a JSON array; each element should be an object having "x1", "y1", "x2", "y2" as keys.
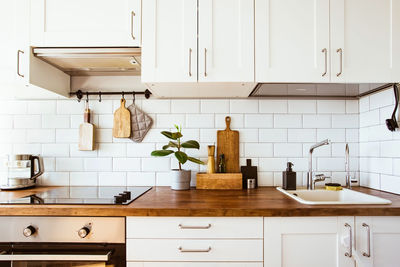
[
  {"x1": 142, "y1": 0, "x2": 254, "y2": 83},
  {"x1": 198, "y1": 0, "x2": 254, "y2": 82},
  {"x1": 141, "y1": 0, "x2": 197, "y2": 83},
  {"x1": 31, "y1": 0, "x2": 141, "y2": 47},
  {"x1": 330, "y1": 0, "x2": 400, "y2": 83},
  {"x1": 255, "y1": 0, "x2": 330, "y2": 83}
]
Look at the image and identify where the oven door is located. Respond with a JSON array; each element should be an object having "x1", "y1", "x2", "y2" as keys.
[{"x1": 0, "y1": 243, "x2": 125, "y2": 267}]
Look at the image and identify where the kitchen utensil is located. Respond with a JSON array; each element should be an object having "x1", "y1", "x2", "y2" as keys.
[
  {"x1": 247, "y1": 179, "x2": 256, "y2": 189},
  {"x1": 113, "y1": 98, "x2": 131, "y2": 138},
  {"x1": 1, "y1": 154, "x2": 44, "y2": 190},
  {"x1": 241, "y1": 159, "x2": 258, "y2": 189},
  {"x1": 78, "y1": 106, "x2": 94, "y2": 151},
  {"x1": 196, "y1": 173, "x2": 242, "y2": 189},
  {"x1": 127, "y1": 97, "x2": 153, "y2": 142},
  {"x1": 207, "y1": 145, "x2": 216, "y2": 174},
  {"x1": 217, "y1": 116, "x2": 239, "y2": 173}
]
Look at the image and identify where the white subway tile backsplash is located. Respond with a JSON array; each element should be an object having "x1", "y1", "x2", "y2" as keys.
[
  {"x1": 230, "y1": 100, "x2": 258, "y2": 113},
  {"x1": 42, "y1": 144, "x2": 69, "y2": 157},
  {"x1": 95, "y1": 129, "x2": 113, "y2": 143},
  {"x1": 84, "y1": 158, "x2": 112, "y2": 171},
  {"x1": 380, "y1": 174, "x2": 400, "y2": 194},
  {"x1": 0, "y1": 116, "x2": 13, "y2": 129},
  {"x1": 0, "y1": 130, "x2": 25, "y2": 144},
  {"x1": 14, "y1": 115, "x2": 41, "y2": 129},
  {"x1": 13, "y1": 144, "x2": 41, "y2": 155},
  {"x1": 259, "y1": 129, "x2": 287, "y2": 143},
  {"x1": 98, "y1": 144, "x2": 126, "y2": 157},
  {"x1": 259, "y1": 100, "x2": 287, "y2": 113},
  {"x1": 288, "y1": 100, "x2": 316, "y2": 114},
  {"x1": 288, "y1": 129, "x2": 316, "y2": 142},
  {"x1": 244, "y1": 143, "x2": 273, "y2": 157},
  {"x1": 70, "y1": 172, "x2": 98, "y2": 186},
  {"x1": 303, "y1": 115, "x2": 331, "y2": 128},
  {"x1": 346, "y1": 100, "x2": 359, "y2": 114},
  {"x1": 156, "y1": 114, "x2": 185, "y2": 128},
  {"x1": 56, "y1": 129, "x2": 79, "y2": 143},
  {"x1": 317, "y1": 129, "x2": 345, "y2": 142},
  {"x1": 258, "y1": 172, "x2": 274, "y2": 186},
  {"x1": 259, "y1": 158, "x2": 287, "y2": 172},
  {"x1": 360, "y1": 110, "x2": 380, "y2": 127},
  {"x1": 245, "y1": 114, "x2": 273, "y2": 128},
  {"x1": 40, "y1": 172, "x2": 69, "y2": 186},
  {"x1": 317, "y1": 100, "x2": 346, "y2": 114},
  {"x1": 43, "y1": 158, "x2": 55, "y2": 171},
  {"x1": 142, "y1": 158, "x2": 170, "y2": 172},
  {"x1": 346, "y1": 129, "x2": 359, "y2": 143},
  {"x1": 332, "y1": 114, "x2": 359, "y2": 128},
  {"x1": 69, "y1": 144, "x2": 97, "y2": 157},
  {"x1": 380, "y1": 140, "x2": 400, "y2": 157},
  {"x1": 127, "y1": 143, "x2": 155, "y2": 157},
  {"x1": 359, "y1": 97, "x2": 370, "y2": 113},
  {"x1": 142, "y1": 100, "x2": 170, "y2": 113},
  {"x1": 171, "y1": 100, "x2": 200, "y2": 114},
  {"x1": 113, "y1": 158, "x2": 141, "y2": 171},
  {"x1": 156, "y1": 172, "x2": 171, "y2": 186},
  {"x1": 200, "y1": 129, "x2": 217, "y2": 143},
  {"x1": 28, "y1": 101, "x2": 56, "y2": 114},
  {"x1": 317, "y1": 158, "x2": 345, "y2": 172},
  {"x1": 42, "y1": 115, "x2": 70, "y2": 129},
  {"x1": 186, "y1": 114, "x2": 214, "y2": 128},
  {"x1": 26, "y1": 129, "x2": 55, "y2": 143},
  {"x1": 240, "y1": 129, "x2": 258, "y2": 143},
  {"x1": 98, "y1": 172, "x2": 126, "y2": 186},
  {"x1": 274, "y1": 115, "x2": 302, "y2": 128},
  {"x1": 0, "y1": 101, "x2": 27, "y2": 115},
  {"x1": 215, "y1": 114, "x2": 244, "y2": 128},
  {"x1": 57, "y1": 100, "x2": 84, "y2": 115},
  {"x1": 369, "y1": 88, "x2": 393, "y2": 110},
  {"x1": 127, "y1": 172, "x2": 156, "y2": 186},
  {"x1": 98, "y1": 115, "x2": 114, "y2": 128},
  {"x1": 274, "y1": 143, "x2": 303, "y2": 157},
  {"x1": 201, "y1": 100, "x2": 229, "y2": 113},
  {"x1": 56, "y1": 158, "x2": 84, "y2": 171}
]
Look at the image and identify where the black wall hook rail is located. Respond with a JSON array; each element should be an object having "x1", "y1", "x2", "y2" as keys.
[{"x1": 71, "y1": 89, "x2": 152, "y2": 102}]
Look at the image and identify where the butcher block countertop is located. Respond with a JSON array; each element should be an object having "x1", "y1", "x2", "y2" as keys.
[{"x1": 0, "y1": 186, "x2": 400, "y2": 217}]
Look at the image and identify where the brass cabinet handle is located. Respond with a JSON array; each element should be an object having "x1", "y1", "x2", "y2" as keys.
[
  {"x1": 321, "y1": 48, "x2": 327, "y2": 77},
  {"x1": 204, "y1": 48, "x2": 207, "y2": 77},
  {"x1": 336, "y1": 48, "x2": 343, "y2": 77},
  {"x1": 344, "y1": 223, "x2": 353, "y2": 258},
  {"x1": 178, "y1": 246, "x2": 211, "y2": 253},
  {"x1": 179, "y1": 223, "x2": 211, "y2": 229},
  {"x1": 131, "y1": 11, "x2": 136, "y2": 40},
  {"x1": 189, "y1": 48, "x2": 192, "y2": 77},
  {"x1": 17, "y1": 50, "x2": 24, "y2": 77},
  {"x1": 362, "y1": 223, "x2": 371, "y2": 257}
]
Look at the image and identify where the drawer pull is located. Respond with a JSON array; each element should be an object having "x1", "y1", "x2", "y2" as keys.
[
  {"x1": 178, "y1": 223, "x2": 211, "y2": 229},
  {"x1": 178, "y1": 246, "x2": 211, "y2": 253}
]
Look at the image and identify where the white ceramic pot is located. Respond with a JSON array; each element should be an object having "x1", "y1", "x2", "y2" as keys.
[{"x1": 170, "y1": 169, "x2": 191, "y2": 190}]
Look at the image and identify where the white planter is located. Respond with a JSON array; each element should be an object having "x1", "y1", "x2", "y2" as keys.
[{"x1": 170, "y1": 169, "x2": 191, "y2": 190}]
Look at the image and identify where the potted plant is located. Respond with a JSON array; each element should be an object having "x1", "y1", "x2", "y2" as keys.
[{"x1": 151, "y1": 125, "x2": 205, "y2": 190}]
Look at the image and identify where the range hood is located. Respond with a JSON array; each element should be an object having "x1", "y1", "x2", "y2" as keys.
[{"x1": 33, "y1": 47, "x2": 141, "y2": 76}]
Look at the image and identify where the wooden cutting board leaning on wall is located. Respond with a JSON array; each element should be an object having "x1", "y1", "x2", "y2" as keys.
[
  {"x1": 113, "y1": 98, "x2": 131, "y2": 138},
  {"x1": 217, "y1": 116, "x2": 239, "y2": 173}
]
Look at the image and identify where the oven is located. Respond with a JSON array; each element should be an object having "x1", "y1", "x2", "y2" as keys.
[{"x1": 0, "y1": 217, "x2": 126, "y2": 267}]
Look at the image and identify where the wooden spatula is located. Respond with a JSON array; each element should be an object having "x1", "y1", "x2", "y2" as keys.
[
  {"x1": 217, "y1": 116, "x2": 239, "y2": 173},
  {"x1": 113, "y1": 98, "x2": 131, "y2": 138},
  {"x1": 79, "y1": 108, "x2": 95, "y2": 151}
]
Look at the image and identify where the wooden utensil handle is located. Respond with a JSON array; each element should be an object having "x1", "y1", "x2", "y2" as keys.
[
  {"x1": 225, "y1": 116, "x2": 231, "y2": 130},
  {"x1": 84, "y1": 108, "x2": 90, "y2": 123}
]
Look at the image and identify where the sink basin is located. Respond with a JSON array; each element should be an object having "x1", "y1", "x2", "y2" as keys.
[{"x1": 277, "y1": 187, "x2": 392, "y2": 205}]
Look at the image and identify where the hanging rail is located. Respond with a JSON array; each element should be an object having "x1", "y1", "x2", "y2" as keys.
[{"x1": 70, "y1": 89, "x2": 152, "y2": 102}]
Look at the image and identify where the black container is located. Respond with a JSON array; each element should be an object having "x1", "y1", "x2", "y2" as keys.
[{"x1": 282, "y1": 162, "x2": 296, "y2": 190}]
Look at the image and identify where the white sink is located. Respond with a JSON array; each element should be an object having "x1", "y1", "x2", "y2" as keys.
[{"x1": 277, "y1": 187, "x2": 392, "y2": 205}]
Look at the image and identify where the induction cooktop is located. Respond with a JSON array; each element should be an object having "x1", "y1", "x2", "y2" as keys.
[{"x1": 0, "y1": 186, "x2": 152, "y2": 205}]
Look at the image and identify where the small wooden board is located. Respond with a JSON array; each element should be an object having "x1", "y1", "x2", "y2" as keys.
[
  {"x1": 79, "y1": 108, "x2": 94, "y2": 151},
  {"x1": 196, "y1": 173, "x2": 242, "y2": 190},
  {"x1": 113, "y1": 98, "x2": 131, "y2": 138},
  {"x1": 217, "y1": 116, "x2": 239, "y2": 173}
]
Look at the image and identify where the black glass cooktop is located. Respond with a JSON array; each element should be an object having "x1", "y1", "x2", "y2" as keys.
[{"x1": 0, "y1": 186, "x2": 152, "y2": 205}]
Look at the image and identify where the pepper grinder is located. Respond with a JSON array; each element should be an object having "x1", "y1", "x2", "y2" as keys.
[{"x1": 207, "y1": 145, "x2": 216, "y2": 173}]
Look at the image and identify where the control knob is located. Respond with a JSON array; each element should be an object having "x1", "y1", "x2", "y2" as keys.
[
  {"x1": 23, "y1": 225, "x2": 36, "y2": 237},
  {"x1": 78, "y1": 226, "x2": 91, "y2": 238}
]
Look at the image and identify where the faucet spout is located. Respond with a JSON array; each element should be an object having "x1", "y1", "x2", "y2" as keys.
[
  {"x1": 345, "y1": 143, "x2": 351, "y2": 189},
  {"x1": 308, "y1": 139, "x2": 331, "y2": 190}
]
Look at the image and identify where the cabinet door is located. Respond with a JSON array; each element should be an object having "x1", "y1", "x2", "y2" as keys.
[
  {"x1": 264, "y1": 217, "x2": 354, "y2": 267},
  {"x1": 356, "y1": 216, "x2": 400, "y2": 267},
  {"x1": 30, "y1": 0, "x2": 141, "y2": 47},
  {"x1": 198, "y1": 0, "x2": 254, "y2": 82},
  {"x1": 331, "y1": 0, "x2": 400, "y2": 82},
  {"x1": 255, "y1": 0, "x2": 330, "y2": 83},
  {"x1": 141, "y1": 0, "x2": 197, "y2": 82},
  {"x1": 128, "y1": 263, "x2": 263, "y2": 267}
]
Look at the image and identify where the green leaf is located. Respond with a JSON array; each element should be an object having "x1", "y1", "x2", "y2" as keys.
[
  {"x1": 187, "y1": 157, "x2": 205, "y2": 165},
  {"x1": 181, "y1": 140, "x2": 200, "y2": 149},
  {"x1": 151, "y1": 150, "x2": 174, "y2": 157},
  {"x1": 162, "y1": 141, "x2": 179, "y2": 150},
  {"x1": 174, "y1": 151, "x2": 188, "y2": 164},
  {"x1": 161, "y1": 131, "x2": 182, "y2": 140}
]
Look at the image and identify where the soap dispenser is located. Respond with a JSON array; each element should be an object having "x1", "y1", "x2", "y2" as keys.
[{"x1": 282, "y1": 162, "x2": 296, "y2": 190}]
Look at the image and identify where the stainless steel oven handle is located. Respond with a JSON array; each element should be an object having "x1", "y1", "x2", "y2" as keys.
[{"x1": 0, "y1": 251, "x2": 111, "y2": 261}]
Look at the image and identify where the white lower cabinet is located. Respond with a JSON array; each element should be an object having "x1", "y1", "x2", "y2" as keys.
[
  {"x1": 126, "y1": 217, "x2": 263, "y2": 266},
  {"x1": 264, "y1": 217, "x2": 355, "y2": 267}
]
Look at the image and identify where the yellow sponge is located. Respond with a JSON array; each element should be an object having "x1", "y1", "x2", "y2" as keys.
[{"x1": 325, "y1": 183, "x2": 342, "y2": 191}]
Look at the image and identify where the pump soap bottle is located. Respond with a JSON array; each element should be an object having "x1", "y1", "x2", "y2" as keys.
[{"x1": 282, "y1": 162, "x2": 296, "y2": 190}]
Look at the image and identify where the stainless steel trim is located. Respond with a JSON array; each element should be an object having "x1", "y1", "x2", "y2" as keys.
[
  {"x1": 178, "y1": 246, "x2": 211, "y2": 253},
  {"x1": 344, "y1": 223, "x2": 352, "y2": 258},
  {"x1": 336, "y1": 48, "x2": 343, "y2": 77},
  {"x1": 204, "y1": 48, "x2": 207, "y2": 77},
  {"x1": 17, "y1": 50, "x2": 24, "y2": 77},
  {"x1": 0, "y1": 251, "x2": 111, "y2": 261},
  {"x1": 362, "y1": 223, "x2": 371, "y2": 258},
  {"x1": 178, "y1": 223, "x2": 211, "y2": 229},
  {"x1": 322, "y1": 48, "x2": 327, "y2": 77},
  {"x1": 189, "y1": 48, "x2": 192, "y2": 77},
  {"x1": 131, "y1": 11, "x2": 136, "y2": 40}
]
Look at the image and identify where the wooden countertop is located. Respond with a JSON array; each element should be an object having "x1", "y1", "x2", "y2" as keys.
[{"x1": 0, "y1": 186, "x2": 399, "y2": 217}]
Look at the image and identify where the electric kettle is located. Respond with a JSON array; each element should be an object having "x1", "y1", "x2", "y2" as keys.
[{"x1": 1, "y1": 154, "x2": 44, "y2": 190}]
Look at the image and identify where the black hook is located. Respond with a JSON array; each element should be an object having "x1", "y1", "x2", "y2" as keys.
[
  {"x1": 86, "y1": 92, "x2": 89, "y2": 103},
  {"x1": 132, "y1": 92, "x2": 136, "y2": 104},
  {"x1": 76, "y1": 90, "x2": 83, "y2": 102},
  {"x1": 144, "y1": 89, "x2": 151, "y2": 99},
  {"x1": 98, "y1": 91, "x2": 102, "y2": 102},
  {"x1": 122, "y1": 91, "x2": 125, "y2": 100}
]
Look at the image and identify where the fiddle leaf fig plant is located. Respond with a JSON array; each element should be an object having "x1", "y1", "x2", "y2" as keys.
[{"x1": 151, "y1": 125, "x2": 205, "y2": 170}]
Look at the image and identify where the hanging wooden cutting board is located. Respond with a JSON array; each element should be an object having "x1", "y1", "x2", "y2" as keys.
[
  {"x1": 79, "y1": 108, "x2": 94, "y2": 151},
  {"x1": 113, "y1": 98, "x2": 131, "y2": 138},
  {"x1": 217, "y1": 116, "x2": 239, "y2": 173}
]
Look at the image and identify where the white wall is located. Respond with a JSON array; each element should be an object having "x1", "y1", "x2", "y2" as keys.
[
  {"x1": 359, "y1": 87, "x2": 400, "y2": 194},
  {"x1": 0, "y1": 97, "x2": 359, "y2": 187}
]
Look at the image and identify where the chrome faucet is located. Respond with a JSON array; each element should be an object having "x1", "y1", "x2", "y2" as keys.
[
  {"x1": 345, "y1": 143, "x2": 351, "y2": 189},
  {"x1": 307, "y1": 139, "x2": 331, "y2": 190}
]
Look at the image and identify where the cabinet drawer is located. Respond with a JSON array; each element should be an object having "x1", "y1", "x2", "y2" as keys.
[
  {"x1": 127, "y1": 239, "x2": 263, "y2": 262},
  {"x1": 126, "y1": 217, "x2": 263, "y2": 238},
  {"x1": 128, "y1": 263, "x2": 263, "y2": 267}
]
